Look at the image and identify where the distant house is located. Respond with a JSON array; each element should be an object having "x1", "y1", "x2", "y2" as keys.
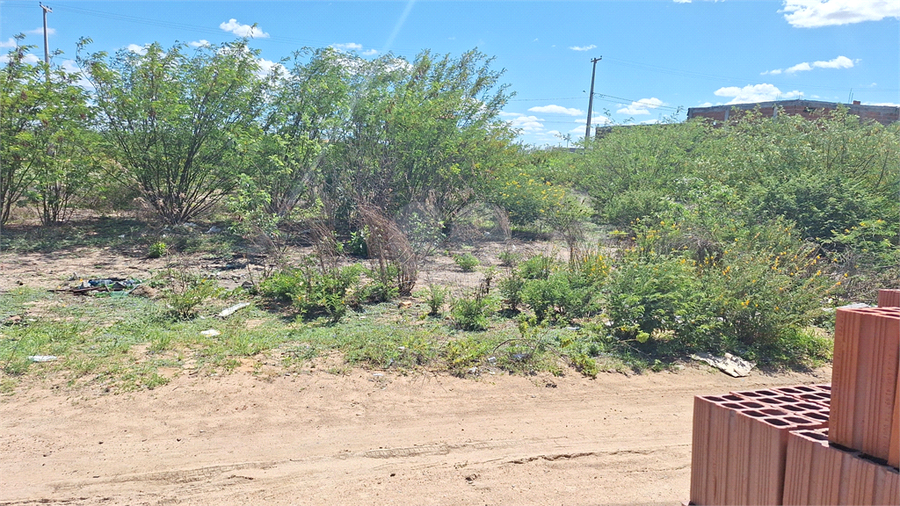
[{"x1": 686, "y1": 99, "x2": 899, "y2": 126}]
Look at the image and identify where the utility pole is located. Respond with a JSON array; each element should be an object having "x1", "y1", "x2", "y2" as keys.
[
  {"x1": 584, "y1": 56, "x2": 601, "y2": 146},
  {"x1": 40, "y1": 3, "x2": 52, "y2": 74}
]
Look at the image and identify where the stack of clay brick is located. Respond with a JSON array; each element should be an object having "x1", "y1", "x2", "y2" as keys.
[{"x1": 689, "y1": 288, "x2": 900, "y2": 505}]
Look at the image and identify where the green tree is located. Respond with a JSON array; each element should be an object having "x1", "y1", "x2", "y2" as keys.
[
  {"x1": 77, "y1": 39, "x2": 267, "y2": 224},
  {"x1": 251, "y1": 47, "x2": 350, "y2": 218},
  {"x1": 1, "y1": 38, "x2": 97, "y2": 226},
  {"x1": 324, "y1": 49, "x2": 517, "y2": 234}
]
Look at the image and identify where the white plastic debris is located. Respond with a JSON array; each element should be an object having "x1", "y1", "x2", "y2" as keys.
[
  {"x1": 200, "y1": 329, "x2": 221, "y2": 337},
  {"x1": 28, "y1": 355, "x2": 57, "y2": 362},
  {"x1": 217, "y1": 302, "x2": 251, "y2": 318},
  {"x1": 691, "y1": 352, "x2": 756, "y2": 378}
]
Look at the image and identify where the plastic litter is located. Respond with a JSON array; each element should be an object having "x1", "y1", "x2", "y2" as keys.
[
  {"x1": 28, "y1": 355, "x2": 57, "y2": 362},
  {"x1": 691, "y1": 352, "x2": 755, "y2": 377},
  {"x1": 218, "y1": 302, "x2": 251, "y2": 318},
  {"x1": 200, "y1": 329, "x2": 221, "y2": 337}
]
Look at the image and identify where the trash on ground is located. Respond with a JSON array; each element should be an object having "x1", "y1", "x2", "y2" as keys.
[
  {"x1": 200, "y1": 329, "x2": 221, "y2": 337},
  {"x1": 691, "y1": 352, "x2": 756, "y2": 377},
  {"x1": 53, "y1": 278, "x2": 143, "y2": 296},
  {"x1": 28, "y1": 355, "x2": 58, "y2": 362},
  {"x1": 218, "y1": 302, "x2": 251, "y2": 319}
]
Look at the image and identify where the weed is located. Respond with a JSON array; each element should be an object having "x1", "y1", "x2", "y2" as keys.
[
  {"x1": 451, "y1": 293, "x2": 493, "y2": 331},
  {"x1": 453, "y1": 252, "x2": 480, "y2": 272},
  {"x1": 498, "y1": 249, "x2": 520, "y2": 267},
  {"x1": 418, "y1": 283, "x2": 449, "y2": 316},
  {"x1": 148, "y1": 241, "x2": 167, "y2": 258}
]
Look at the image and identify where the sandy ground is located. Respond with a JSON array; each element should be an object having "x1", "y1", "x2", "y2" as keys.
[
  {"x1": 0, "y1": 238, "x2": 832, "y2": 505},
  {"x1": 0, "y1": 365, "x2": 831, "y2": 506}
]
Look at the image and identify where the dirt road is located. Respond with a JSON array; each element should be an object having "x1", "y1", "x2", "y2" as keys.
[{"x1": 1, "y1": 365, "x2": 830, "y2": 505}]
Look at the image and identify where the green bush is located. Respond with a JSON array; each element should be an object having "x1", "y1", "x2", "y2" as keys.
[
  {"x1": 148, "y1": 241, "x2": 167, "y2": 258},
  {"x1": 521, "y1": 271, "x2": 596, "y2": 323},
  {"x1": 451, "y1": 294, "x2": 493, "y2": 331},
  {"x1": 258, "y1": 260, "x2": 363, "y2": 323},
  {"x1": 452, "y1": 252, "x2": 480, "y2": 272},
  {"x1": 498, "y1": 272, "x2": 525, "y2": 312},
  {"x1": 498, "y1": 249, "x2": 520, "y2": 267},
  {"x1": 518, "y1": 253, "x2": 556, "y2": 280},
  {"x1": 167, "y1": 279, "x2": 223, "y2": 320},
  {"x1": 419, "y1": 283, "x2": 449, "y2": 316},
  {"x1": 363, "y1": 264, "x2": 400, "y2": 303}
]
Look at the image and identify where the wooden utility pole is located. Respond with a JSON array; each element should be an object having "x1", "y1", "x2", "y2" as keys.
[{"x1": 584, "y1": 56, "x2": 601, "y2": 146}]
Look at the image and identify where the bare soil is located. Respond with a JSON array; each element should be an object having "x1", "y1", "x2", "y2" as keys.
[
  {"x1": 1, "y1": 364, "x2": 830, "y2": 506},
  {"x1": 0, "y1": 235, "x2": 832, "y2": 505}
]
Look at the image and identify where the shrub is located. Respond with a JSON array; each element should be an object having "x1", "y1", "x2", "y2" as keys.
[
  {"x1": 419, "y1": 283, "x2": 449, "y2": 316},
  {"x1": 167, "y1": 278, "x2": 223, "y2": 320},
  {"x1": 148, "y1": 241, "x2": 167, "y2": 259},
  {"x1": 498, "y1": 249, "x2": 520, "y2": 267},
  {"x1": 522, "y1": 271, "x2": 597, "y2": 323},
  {"x1": 452, "y1": 252, "x2": 480, "y2": 272},
  {"x1": 518, "y1": 253, "x2": 556, "y2": 280},
  {"x1": 498, "y1": 272, "x2": 525, "y2": 312},
  {"x1": 451, "y1": 293, "x2": 493, "y2": 331},
  {"x1": 258, "y1": 259, "x2": 363, "y2": 323},
  {"x1": 363, "y1": 264, "x2": 400, "y2": 303}
]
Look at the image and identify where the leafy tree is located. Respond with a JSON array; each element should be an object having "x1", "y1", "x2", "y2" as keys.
[
  {"x1": 1, "y1": 38, "x2": 96, "y2": 226},
  {"x1": 251, "y1": 47, "x2": 350, "y2": 218},
  {"x1": 324, "y1": 49, "x2": 518, "y2": 234},
  {"x1": 77, "y1": 39, "x2": 267, "y2": 224}
]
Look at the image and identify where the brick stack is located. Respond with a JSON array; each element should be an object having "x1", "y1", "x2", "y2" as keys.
[
  {"x1": 879, "y1": 289, "x2": 900, "y2": 308},
  {"x1": 689, "y1": 299, "x2": 900, "y2": 505}
]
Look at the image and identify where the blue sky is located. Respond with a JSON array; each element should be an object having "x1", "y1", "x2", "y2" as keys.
[{"x1": 2, "y1": 0, "x2": 898, "y2": 146}]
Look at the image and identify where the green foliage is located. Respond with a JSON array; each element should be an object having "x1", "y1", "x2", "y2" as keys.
[
  {"x1": 518, "y1": 254, "x2": 556, "y2": 280},
  {"x1": 418, "y1": 283, "x2": 449, "y2": 316},
  {"x1": 452, "y1": 252, "x2": 480, "y2": 272},
  {"x1": 363, "y1": 264, "x2": 400, "y2": 303},
  {"x1": 78, "y1": 39, "x2": 266, "y2": 224},
  {"x1": 497, "y1": 249, "x2": 520, "y2": 267},
  {"x1": 148, "y1": 241, "x2": 167, "y2": 259},
  {"x1": 599, "y1": 215, "x2": 834, "y2": 365},
  {"x1": 498, "y1": 271, "x2": 525, "y2": 312},
  {"x1": 451, "y1": 293, "x2": 493, "y2": 331},
  {"x1": 166, "y1": 278, "x2": 223, "y2": 320},
  {"x1": 1, "y1": 39, "x2": 98, "y2": 226},
  {"x1": 258, "y1": 260, "x2": 363, "y2": 323},
  {"x1": 322, "y1": 48, "x2": 518, "y2": 233}
]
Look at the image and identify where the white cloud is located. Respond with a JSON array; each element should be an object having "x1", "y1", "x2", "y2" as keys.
[
  {"x1": 219, "y1": 19, "x2": 269, "y2": 38},
  {"x1": 616, "y1": 97, "x2": 665, "y2": 115},
  {"x1": 127, "y1": 44, "x2": 148, "y2": 55},
  {"x1": 569, "y1": 44, "x2": 597, "y2": 51},
  {"x1": 765, "y1": 55, "x2": 856, "y2": 75},
  {"x1": 256, "y1": 57, "x2": 283, "y2": 77},
  {"x1": 362, "y1": 49, "x2": 378, "y2": 56},
  {"x1": 528, "y1": 105, "x2": 584, "y2": 116},
  {"x1": 501, "y1": 112, "x2": 546, "y2": 134},
  {"x1": 26, "y1": 27, "x2": 55, "y2": 36},
  {"x1": 714, "y1": 83, "x2": 803, "y2": 103},
  {"x1": 331, "y1": 42, "x2": 364, "y2": 51},
  {"x1": 674, "y1": 0, "x2": 692, "y2": 3},
  {"x1": 0, "y1": 52, "x2": 41, "y2": 64},
  {"x1": 190, "y1": 40, "x2": 210, "y2": 48},
  {"x1": 785, "y1": 62, "x2": 813, "y2": 73},
  {"x1": 0, "y1": 38, "x2": 17, "y2": 48},
  {"x1": 813, "y1": 55, "x2": 854, "y2": 69},
  {"x1": 782, "y1": 0, "x2": 900, "y2": 28}
]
